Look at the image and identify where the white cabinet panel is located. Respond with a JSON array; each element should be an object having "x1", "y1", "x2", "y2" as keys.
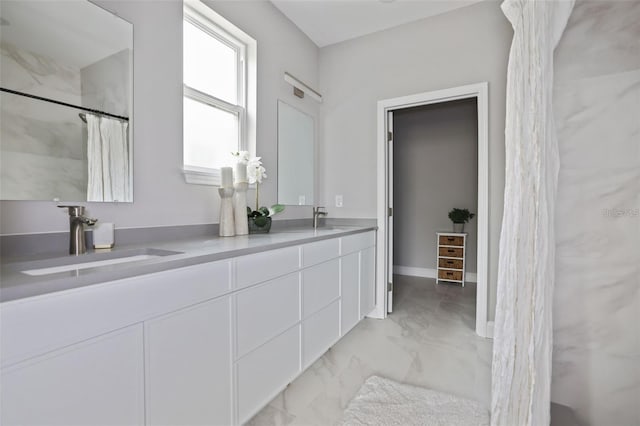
[
  {"x1": 341, "y1": 252, "x2": 360, "y2": 335},
  {"x1": 1, "y1": 259, "x2": 231, "y2": 367},
  {"x1": 302, "y1": 238, "x2": 339, "y2": 267},
  {"x1": 303, "y1": 300, "x2": 340, "y2": 369},
  {"x1": 145, "y1": 297, "x2": 233, "y2": 426},
  {"x1": 236, "y1": 272, "x2": 300, "y2": 358},
  {"x1": 236, "y1": 246, "x2": 299, "y2": 290},
  {"x1": 360, "y1": 246, "x2": 376, "y2": 317},
  {"x1": 302, "y1": 259, "x2": 339, "y2": 318},
  {"x1": 236, "y1": 325, "x2": 301, "y2": 424},
  {"x1": 341, "y1": 231, "x2": 375, "y2": 255},
  {"x1": 1, "y1": 325, "x2": 144, "y2": 426}
]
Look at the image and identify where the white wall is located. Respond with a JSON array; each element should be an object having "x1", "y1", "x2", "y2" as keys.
[
  {"x1": 552, "y1": 1, "x2": 640, "y2": 425},
  {"x1": 0, "y1": 0, "x2": 319, "y2": 235},
  {"x1": 318, "y1": 0, "x2": 512, "y2": 319},
  {"x1": 393, "y1": 99, "x2": 478, "y2": 273}
]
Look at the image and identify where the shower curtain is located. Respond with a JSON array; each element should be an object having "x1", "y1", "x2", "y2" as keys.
[
  {"x1": 86, "y1": 114, "x2": 130, "y2": 202},
  {"x1": 491, "y1": 1, "x2": 574, "y2": 425}
]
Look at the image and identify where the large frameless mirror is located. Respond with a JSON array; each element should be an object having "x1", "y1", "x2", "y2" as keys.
[
  {"x1": 277, "y1": 100, "x2": 315, "y2": 206},
  {"x1": 0, "y1": 0, "x2": 133, "y2": 202}
]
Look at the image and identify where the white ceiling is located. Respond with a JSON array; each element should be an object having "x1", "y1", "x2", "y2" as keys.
[{"x1": 270, "y1": 0, "x2": 484, "y2": 48}]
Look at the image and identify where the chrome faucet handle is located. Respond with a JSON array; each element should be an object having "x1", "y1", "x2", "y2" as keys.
[
  {"x1": 81, "y1": 217, "x2": 98, "y2": 226},
  {"x1": 313, "y1": 206, "x2": 327, "y2": 214},
  {"x1": 58, "y1": 205, "x2": 97, "y2": 225}
]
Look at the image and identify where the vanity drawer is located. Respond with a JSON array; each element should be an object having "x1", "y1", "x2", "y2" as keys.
[
  {"x1": 302, "y1": 239, "x2": 340, "y2": 268},
  {"x1": 1, "y1": 260, "x2": 231, "y2": 367},
  {"x1": 302, "y1": 300, "x2": 340, "y2": 369},
  {"x1": 341, "y1": 231, "x2": 375, "y2": 255},
  {"x1": 438, "y1": 270, "x2": 463, "y2": 281},
  {"x1": 438, "y1": 247, "x2": 463, "y2": 258},
  {"x1": 438, "y1": 258, "x2": 463, "y2": 269},
  {"x1": 235, "y1": 272, "x2": 300, "y2": 358},
  {"x1": 302, "y1": 259, "x2": 339, "y2": 318},
  {"x1": 236, "y1": 246, "x2": 300, "y2": 289},
  {"x1": 236, "y1": 325, "x2": 301, "y2": 424},
  {"x1": 438, "y1": 235, "x2": 465, "y2": 246}
]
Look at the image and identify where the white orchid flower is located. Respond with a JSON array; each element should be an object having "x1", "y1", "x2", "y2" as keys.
[{"x1": 247, "y1": 157, "x2": 267, "y2": 184}]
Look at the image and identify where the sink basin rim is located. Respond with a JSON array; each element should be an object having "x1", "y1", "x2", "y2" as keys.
[{"x1": 17, "y1": 248, "x2": 183, "y2": 276}]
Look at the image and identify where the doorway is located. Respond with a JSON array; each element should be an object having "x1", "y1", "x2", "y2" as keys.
[{"x1": 373, "y1": 83, "x2": 490, "y2": 338}]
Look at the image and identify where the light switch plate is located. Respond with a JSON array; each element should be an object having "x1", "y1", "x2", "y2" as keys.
[{"x1": 335, "y1": 195, "x2": 343, "y2": 207}]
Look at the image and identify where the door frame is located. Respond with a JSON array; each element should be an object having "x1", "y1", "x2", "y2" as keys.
[{"x1": 374, "y1": 82, "x2": 490, "y2": 338}]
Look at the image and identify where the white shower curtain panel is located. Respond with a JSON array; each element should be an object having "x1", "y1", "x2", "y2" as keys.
[
  {"x1": 86, "y1": 114, "x2": 130, "y2": 202},
  {"x1": 491, "y1": 1, "x2": 574, "y2": 425}
]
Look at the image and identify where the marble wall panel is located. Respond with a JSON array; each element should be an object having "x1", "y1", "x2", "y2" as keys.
[
  {"x1": 552, "y1": 1, "x2": 640, "y2": 425},
  {"x1": 0, "y1": 42, "x2": 86, "y2": 201},
  {"x1": 0, "y1": 151, "x2": 85, "y2": 201},
  {"x1": 81, "y1": 48, "x2": 131, "y2": 117}
]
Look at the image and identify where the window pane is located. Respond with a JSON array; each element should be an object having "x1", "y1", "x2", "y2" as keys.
[
  {"x1": 184, "y1": 97, "x2": 238, "y2": 170},
  {"x1": 184, "y1": 20, "x2": 237, "y2": 104}
]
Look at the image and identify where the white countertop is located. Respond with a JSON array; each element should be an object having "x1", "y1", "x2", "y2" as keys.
[{"x1": 0, "y1": 226, "x2": 375, "y2": 303}]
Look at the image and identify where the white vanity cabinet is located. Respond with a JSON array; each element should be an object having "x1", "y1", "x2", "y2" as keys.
[
  {"x1": 360, "y1": 246, "x2": 376, "y2": 317},
  {"x1": 340, "y1": 251, "x2": 360, "y2": 334},
  {"x1": 340, "y1": 232, "x2": 377, "y2": 336},
  {"x1": 1, "y1": 325, "x2": 145, "y2": 426},
  {"x1": 234, "y1": 270, "x2": 302, "y2": 424},
  {"x1": 0, "y1": 229, "x2": 376, "y2": 426},
  {"x1": 144, "y1": 296, "x2": 233, "y2": 426}
]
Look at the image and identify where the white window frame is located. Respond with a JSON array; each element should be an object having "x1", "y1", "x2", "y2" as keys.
[{"x1": 182, "y1": 1, "x2": 256, "y2": 186}]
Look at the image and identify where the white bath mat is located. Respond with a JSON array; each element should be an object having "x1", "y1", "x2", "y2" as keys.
[{"x1": 338, "y1": 376, "x2": 489, "y2": 426}]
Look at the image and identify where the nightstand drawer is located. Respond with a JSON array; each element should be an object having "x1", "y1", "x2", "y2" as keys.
[
  {"x1": 438, "y1": 258, "x2": 463, "y2": 269},
  {"x1": 438, "y1": 270, "x2": 463, "y2": 281},
  {"x1": 438, "y1": 247, "x2": 463, "y2": 258},
  {"x1": 438, "y1": 235, "x2": 464, "y2": 246}
]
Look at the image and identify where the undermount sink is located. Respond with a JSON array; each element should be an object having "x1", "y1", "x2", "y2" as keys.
[{"x1": 21, "y1": 248, "x2": 182, "y2": 276}]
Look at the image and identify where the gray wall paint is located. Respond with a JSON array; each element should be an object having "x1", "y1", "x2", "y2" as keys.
[
  {"x1": 0, "y1": 0, "x2": 319, "y2": 235},
  {"x1": 393, "y1": 99, "x2": 478, "y2": 273},
  {"x1": 552, "y1": 1, "x2": 640, "y2": 425},
  {"x1": 319, "y1": 0, "x2": 512, "y2": 320}
]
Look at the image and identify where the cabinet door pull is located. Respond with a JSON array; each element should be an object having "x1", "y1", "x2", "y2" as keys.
[{"x1": 447, "y1": 249, "x2": 455, "y2": 253}]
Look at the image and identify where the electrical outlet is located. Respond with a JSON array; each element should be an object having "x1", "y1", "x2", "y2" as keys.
[{"x1": 335, "y1": 195, "x2": 343, "y2": 207}]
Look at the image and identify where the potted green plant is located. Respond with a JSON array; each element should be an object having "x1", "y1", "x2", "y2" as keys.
[
  {"x1": 245, "y1": 156, "x2": 284, "y2": 233},
  {"x1": 448, "y1": 208, "x2": 475, "y2": 233}
]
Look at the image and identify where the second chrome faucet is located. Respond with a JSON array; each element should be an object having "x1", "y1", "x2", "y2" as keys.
[{"x1": 313, "y1": 206, "x2": 327, "y2": 229}]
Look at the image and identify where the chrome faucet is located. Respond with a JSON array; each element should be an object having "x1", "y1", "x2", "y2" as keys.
[
  {"x1": 313, "y1": 206, "x2": 327, "y2": 229},
  {"x1": 58, "y1": 205, "x2": 97, "y2": 255}
]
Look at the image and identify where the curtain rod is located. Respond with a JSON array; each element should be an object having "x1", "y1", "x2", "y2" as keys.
[{"x1": 0, "y1": 87, "x2": 130, "y2": 122}]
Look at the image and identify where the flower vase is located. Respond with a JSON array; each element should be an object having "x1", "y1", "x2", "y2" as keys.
[
  {"x1": 218, "y1": 187, "x2": 235, "y2": 237},
  {"x1": 248, "y1": 216, "x2": 272, "y2": 234},
  {"x1": 233, "y1": 182, "x2": 249, "y2": 235},
  {"x1": 453, "y1": 223, "x2": 464, "y2": 233}
]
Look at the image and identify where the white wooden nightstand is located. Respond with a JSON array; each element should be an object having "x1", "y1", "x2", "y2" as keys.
[{"x1": 436, "y1": 232, "x2": 467, "y2": 287}]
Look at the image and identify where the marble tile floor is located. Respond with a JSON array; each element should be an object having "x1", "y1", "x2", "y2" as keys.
[{"x1": 248, "y1": 274, "x2": 493, "y2": 426}]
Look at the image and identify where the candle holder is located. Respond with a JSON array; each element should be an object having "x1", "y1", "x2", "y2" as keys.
[
  {"x1": 233, "y1": 181, "x2": 249, "y2": 235},
  {"x1": 218, "y1": 187, "x2": 235, "y2": 237}
]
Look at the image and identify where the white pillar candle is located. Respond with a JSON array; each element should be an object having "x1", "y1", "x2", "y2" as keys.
[
  {"x1": 221, "y1": 167, "x2": 233, "y2": 188},
  {"x1": 235, "y1": 161, "x2": 247, "y2": 183}
]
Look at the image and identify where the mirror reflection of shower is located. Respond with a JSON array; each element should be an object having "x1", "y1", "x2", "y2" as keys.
[{"x1": 0, "y1": 0, "x2": 133, "y2": 202}]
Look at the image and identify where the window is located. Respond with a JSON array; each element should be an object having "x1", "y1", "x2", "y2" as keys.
[{"x1": 182, "y1": 2, "x2": 256, "y2": 185}]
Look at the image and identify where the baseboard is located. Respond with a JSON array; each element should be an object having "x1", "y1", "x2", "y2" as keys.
[
  {"x1": 393, "y1": 265, "x2": 436, "y2": 278},
  {"x1": 393, "y1": 265, "x2": 477, "y2": 283}
]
